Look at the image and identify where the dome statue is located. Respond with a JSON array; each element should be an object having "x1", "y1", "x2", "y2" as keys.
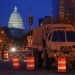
[{"x1": 8, "y1": 6, "x2": 24, "y2": 29}]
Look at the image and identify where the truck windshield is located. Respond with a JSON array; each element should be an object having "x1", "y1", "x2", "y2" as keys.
[
  {"x1": 66, "y1": 31, "x2": 75, "y2": 42},
  {"x1": 52, "y1": 31, "x2": 65, "y2": 42}
]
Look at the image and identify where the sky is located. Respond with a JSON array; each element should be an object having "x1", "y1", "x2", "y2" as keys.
[{"x1": 0, "y1": 0, "x2": 59, "y2": 31}]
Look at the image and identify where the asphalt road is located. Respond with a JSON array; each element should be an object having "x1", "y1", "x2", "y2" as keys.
[
  {"x1": 0, "y1": 61, "x2": 75, "y2": 75},
  {"x1": 0, "y1": 69, "x2": 75, "y2": 75}
]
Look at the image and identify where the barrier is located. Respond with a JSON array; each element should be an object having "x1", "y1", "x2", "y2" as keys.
[
  {"x1": 26, "y1": 56, "x2": 35, "y2": 70},
  {"x1": 4, "y1": 51, "x2": 8, "y2": 61},
  {"x1": 12, "y1": 55, "x2": 20, "y2": 69},
  {"x1": 58, "y1": 57, "x2": 66, "y2": 72}
]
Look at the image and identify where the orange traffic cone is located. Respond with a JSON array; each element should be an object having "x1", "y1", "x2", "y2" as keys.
[
  {"x1": 58, "y1": 57, "x2": 66, "y2": 72},
  {"x1": 12, "y1": 55, "x2": 20, "y2": 70},
  {"x1": 27, "y1": 56, "x2": 35, "y2": 70},
  {"x1": 4, "y1": 51, "x2": 8, "y2": 61}
]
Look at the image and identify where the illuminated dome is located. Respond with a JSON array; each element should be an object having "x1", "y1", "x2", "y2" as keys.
[{"x1": 8, "y1": 6, "x2": 24, "y2": 29}]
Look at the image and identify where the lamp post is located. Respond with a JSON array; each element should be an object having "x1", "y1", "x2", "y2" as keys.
[{"x1": 29, "y1": 6, "x2": 33, "y2": 30}]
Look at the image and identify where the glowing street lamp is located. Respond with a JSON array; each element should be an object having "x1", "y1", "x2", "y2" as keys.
[
  {"x1": 1, "y1": 31, "x2": 4, "y2": 34},
  {"x1": 11, "y1": 47, "x2": 16, "y2": 52},
  {"x1": 0, "y1": 40, "x2": 2, "y2": 43}
]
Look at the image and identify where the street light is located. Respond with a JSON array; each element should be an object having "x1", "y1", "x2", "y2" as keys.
[
  {"x1": 1, "y1": 31, "x2": 4, "y2": 34},
  {"x1": 0, "y1": 40, "x2": 2, "y2": 43},
  {"x1": 11, "y1": 47, "x2": 16, "y2": 52}
]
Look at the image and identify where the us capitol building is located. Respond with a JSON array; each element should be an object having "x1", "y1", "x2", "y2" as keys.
[{"x1": 8, "y1": 6, "x2": 24, "y2": 29}]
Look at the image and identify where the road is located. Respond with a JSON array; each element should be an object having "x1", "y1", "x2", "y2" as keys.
[
  {"x1": 0, "y1": 69, "x2": 75, "y2": 75},
  {"x1": 0, "y1": 61, "x2": 75, "y2": 75}
]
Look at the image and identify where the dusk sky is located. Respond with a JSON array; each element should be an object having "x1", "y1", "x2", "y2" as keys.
[{"x1": 0, "y1": 0, "x2": 59, "y2": 31}]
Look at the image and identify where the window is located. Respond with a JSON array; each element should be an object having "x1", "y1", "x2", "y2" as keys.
[
  {"x1": 52, "y1": 31, "x2": 65, "y2": 42},
  {"x1": 44, "y1": 31, "x2": 49, "y2": 40},
  {"x1": 48, "y1": 32, "x2": 51, "y2": 40},
  {"x1": 66, "y1": 31, "x2": 75, "y2": 42}
]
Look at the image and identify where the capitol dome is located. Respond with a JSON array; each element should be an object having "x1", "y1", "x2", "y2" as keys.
[{"x1": 8, "y1": 6, "x2": 24, "y2": 29}]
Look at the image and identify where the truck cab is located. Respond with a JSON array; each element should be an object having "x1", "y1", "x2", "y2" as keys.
[{"x1": 44, "y1": 24, "x2": 75, "y2": 69}]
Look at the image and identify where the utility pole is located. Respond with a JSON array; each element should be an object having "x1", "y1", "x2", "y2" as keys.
[
  {"x1": 29, "y1": 6, "x2": 33, "y2": 30},
  {"x1": 27, "y1": 6, "x2": 33, "y2": 48}
]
